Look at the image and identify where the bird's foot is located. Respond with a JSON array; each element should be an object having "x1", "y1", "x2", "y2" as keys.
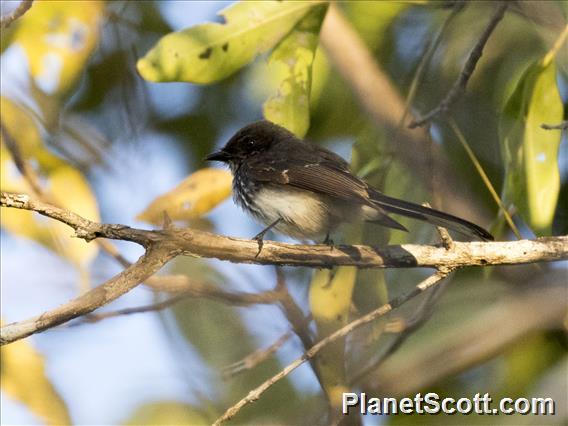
[
  {"x1": 323, "y1": 233, "x2": 334, "y2": 251},
  {"x1": 252, "y1": 233, "x2": 265, "y2": 258},
  {"x1": 251, "y1": 218, "x2": 282, "y2": 258}
]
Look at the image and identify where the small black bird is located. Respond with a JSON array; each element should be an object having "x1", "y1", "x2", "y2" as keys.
[{"x1": 206, "y1": 120, "x2": 493, "y2": 245}]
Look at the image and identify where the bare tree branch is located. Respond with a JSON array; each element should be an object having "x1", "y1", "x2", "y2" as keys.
[
  {"x1": 399, "y1": 2, "x2": 466, "y2": 128},
  {"x1": 409, "y1": 2, "x2": 509, "y2": 128},
  {"x1": 1, "y1": 192, "x2": 567, "y2": 345},
  {"x1": 0, "y1": 244, "x2": 175, "y2": 345},
  {"x1": 3, "y1": 192, "x2": 566, "y2": 271},
  {"x1": 1, "y1": 0, "x2": 33, "y2": 28},
  {"x1": 213, "y1": 269, "x2": 453, "y2": 425},
  {"x1": 74, "y1": 294, "x2": 192, "y2": 325},
  {"x1": 74, "y1": 284, "x2": 283, "y2": 326},
  {"x1": 358, "y1": 282, "x2": 567, "y2": 397}
]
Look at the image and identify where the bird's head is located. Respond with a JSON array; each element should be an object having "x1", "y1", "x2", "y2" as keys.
[{"x1": 205, "y1": 120, "x2": 295, "y2": 168}]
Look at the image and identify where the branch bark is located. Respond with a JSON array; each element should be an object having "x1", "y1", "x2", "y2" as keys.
[
  {"x1": 213, "y1": 269, "x2": 453, "y2": 425},
  {"x1": 0, "y1": 244, "x2": 175, "y2": 345},
  {"x1": 1, "y1": 0, "x2": 33, "y2": 28},
  {"x1": 2, "y1": 191, "x2": 567, "y2": 345},
  {"x1": 3, "y1": 192, "x2": 566, "y2": 270}
]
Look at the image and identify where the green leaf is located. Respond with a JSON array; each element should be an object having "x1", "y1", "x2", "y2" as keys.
[
  {"x1": 262, "y1": 5, "x2": 328, "y2": 137},
  {"x1": 137, "y1": 1, "x2": 322, "y2": 84},
  {"x1": 499, "y1": 59, "x2": 563, "y2": 235}
]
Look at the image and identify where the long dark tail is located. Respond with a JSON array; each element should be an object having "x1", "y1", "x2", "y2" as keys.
[{"x1": 369, "y1": 189, "x2": 494, "y2": 241}]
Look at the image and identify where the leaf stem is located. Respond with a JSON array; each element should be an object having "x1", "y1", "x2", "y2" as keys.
[{"x1": 448, "y1": 118, "x2": 522, "y2": 239}]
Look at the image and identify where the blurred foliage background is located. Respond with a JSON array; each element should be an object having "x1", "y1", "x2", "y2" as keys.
[{"x1": 1, "y1": 1, "x2": 567, "y2": 425}]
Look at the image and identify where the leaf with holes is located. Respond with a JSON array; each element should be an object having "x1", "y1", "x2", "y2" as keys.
[
  {"x1": 137, "y1": 1, "x2": 323, "y2": 84},
  {"x1": 262, "y1": 4, "x2": 327, "y2": 137}
]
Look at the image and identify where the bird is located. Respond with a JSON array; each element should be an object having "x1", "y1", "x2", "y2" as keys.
[{"x1": 206, "y1": 120, "x2": 493, "y2": 249}]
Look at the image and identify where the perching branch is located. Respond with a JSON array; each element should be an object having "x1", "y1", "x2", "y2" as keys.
[
  {"x1": 3, "y1": 192, "x2": 566, "y2": 270},
  {"x1": 1, "y1": 191, "x2": 567, "y2": 345},
  {"x1": 409, "y1": 2, "x2": 508, "y2": 128}
]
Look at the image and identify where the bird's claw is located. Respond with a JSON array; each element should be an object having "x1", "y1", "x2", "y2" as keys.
[
  {"x1": 252, "y1": 235, "x2": 264, "y2": 258},
  {"x1": 323, "y1": 234, "x2": 334, "y2": 251}
]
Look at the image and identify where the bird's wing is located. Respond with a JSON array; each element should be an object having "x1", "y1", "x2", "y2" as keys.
[{"x1": 245, "y1": 156, "x2": 370, "y2": 203}]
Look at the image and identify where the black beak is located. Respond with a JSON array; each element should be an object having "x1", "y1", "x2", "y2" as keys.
[{"x1": 205, "y1": 150, "x2": 230, "y2": 162}]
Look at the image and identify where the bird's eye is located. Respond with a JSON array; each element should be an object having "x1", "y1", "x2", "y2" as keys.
[{"x1": 246, "y1": 138, "x2": 255, "y2": 147}]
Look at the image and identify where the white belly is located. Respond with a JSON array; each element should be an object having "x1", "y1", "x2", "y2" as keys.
[{"x1": 252, "y1": 187, "x2": 331, "y2": 239}]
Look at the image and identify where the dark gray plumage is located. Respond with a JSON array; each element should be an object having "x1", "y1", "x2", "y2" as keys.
[{"x1": 206, "y1": 120, "x2": 494, "y2": 242}]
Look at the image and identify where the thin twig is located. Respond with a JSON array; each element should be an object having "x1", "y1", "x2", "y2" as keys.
[
  {"x1": 222, "y1": 331, "x2": 292, "y2": 379},
  {"x1": 399, "y1": 1, "x2": 466, "y2": 128},
  {"x1": 275, "y1": 269, "x2": 313, "y2": 350},
  {"x1": 73, "y1": 283, "x2": 282, "y2": 326},
  {"x1": 409, "y1": 2, "x2": 508, "y2": 128},
  {"x1": 1, "y1": 125, "x2": 44, "y2": 196},
  {"x1": 73, "y1": 294, "x2": 190, "y2": 325},
  {"x1": 1, "y1": 123, "x2": 140, "y2": 271},
  {"x1": 423, "y1": 202, "x2": 455, "y2": 250},
  {"x1": 273, "y1": 267, "x2": 325, "y2": 391},
  {"x1": 213, "y1": 269, "x2": 453, "y2": 425},
  {"x1": 349, "y1": 279, "x2": 448, "y2": 385},
  {"x1": 351, "y1": 210, "x2": 453, "y2": 384},
  {"x1": 1, "y1": 0, "x2": 33, "y2": 28},
  {"x1": 359, "y1": 283, "x2": 567, "y2": 396}
]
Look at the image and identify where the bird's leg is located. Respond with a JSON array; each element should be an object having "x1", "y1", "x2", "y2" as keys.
[
  {"x1": 323, "y1": 232, "x2": 334, "y2": 250},
  {"x1": 252, "y1": 218, "x2": 282, "y2": 257}
]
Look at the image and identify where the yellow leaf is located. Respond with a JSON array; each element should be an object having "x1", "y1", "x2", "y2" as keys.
[
  {"x1": 309, "y1": 266, "x2": 358, "y2": 409},
  {"x1": 1, "y1": 322, "x2": 71, "y2": 426},
  {"x1": 9, "y1": 0, "x2": 104, "y2": 96},
  {"x1": 1, "y1": 98, "x2": 100, "y2": 269},
  {"x1": 262, "y1": 5, "x2": 328, "y2": 137},
  {"x1": 47, "y1": 166, "x2": 100, "y2": 266},
  {"x1": 137, "y1": 168, "x2": 232, "y2": 225}
]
